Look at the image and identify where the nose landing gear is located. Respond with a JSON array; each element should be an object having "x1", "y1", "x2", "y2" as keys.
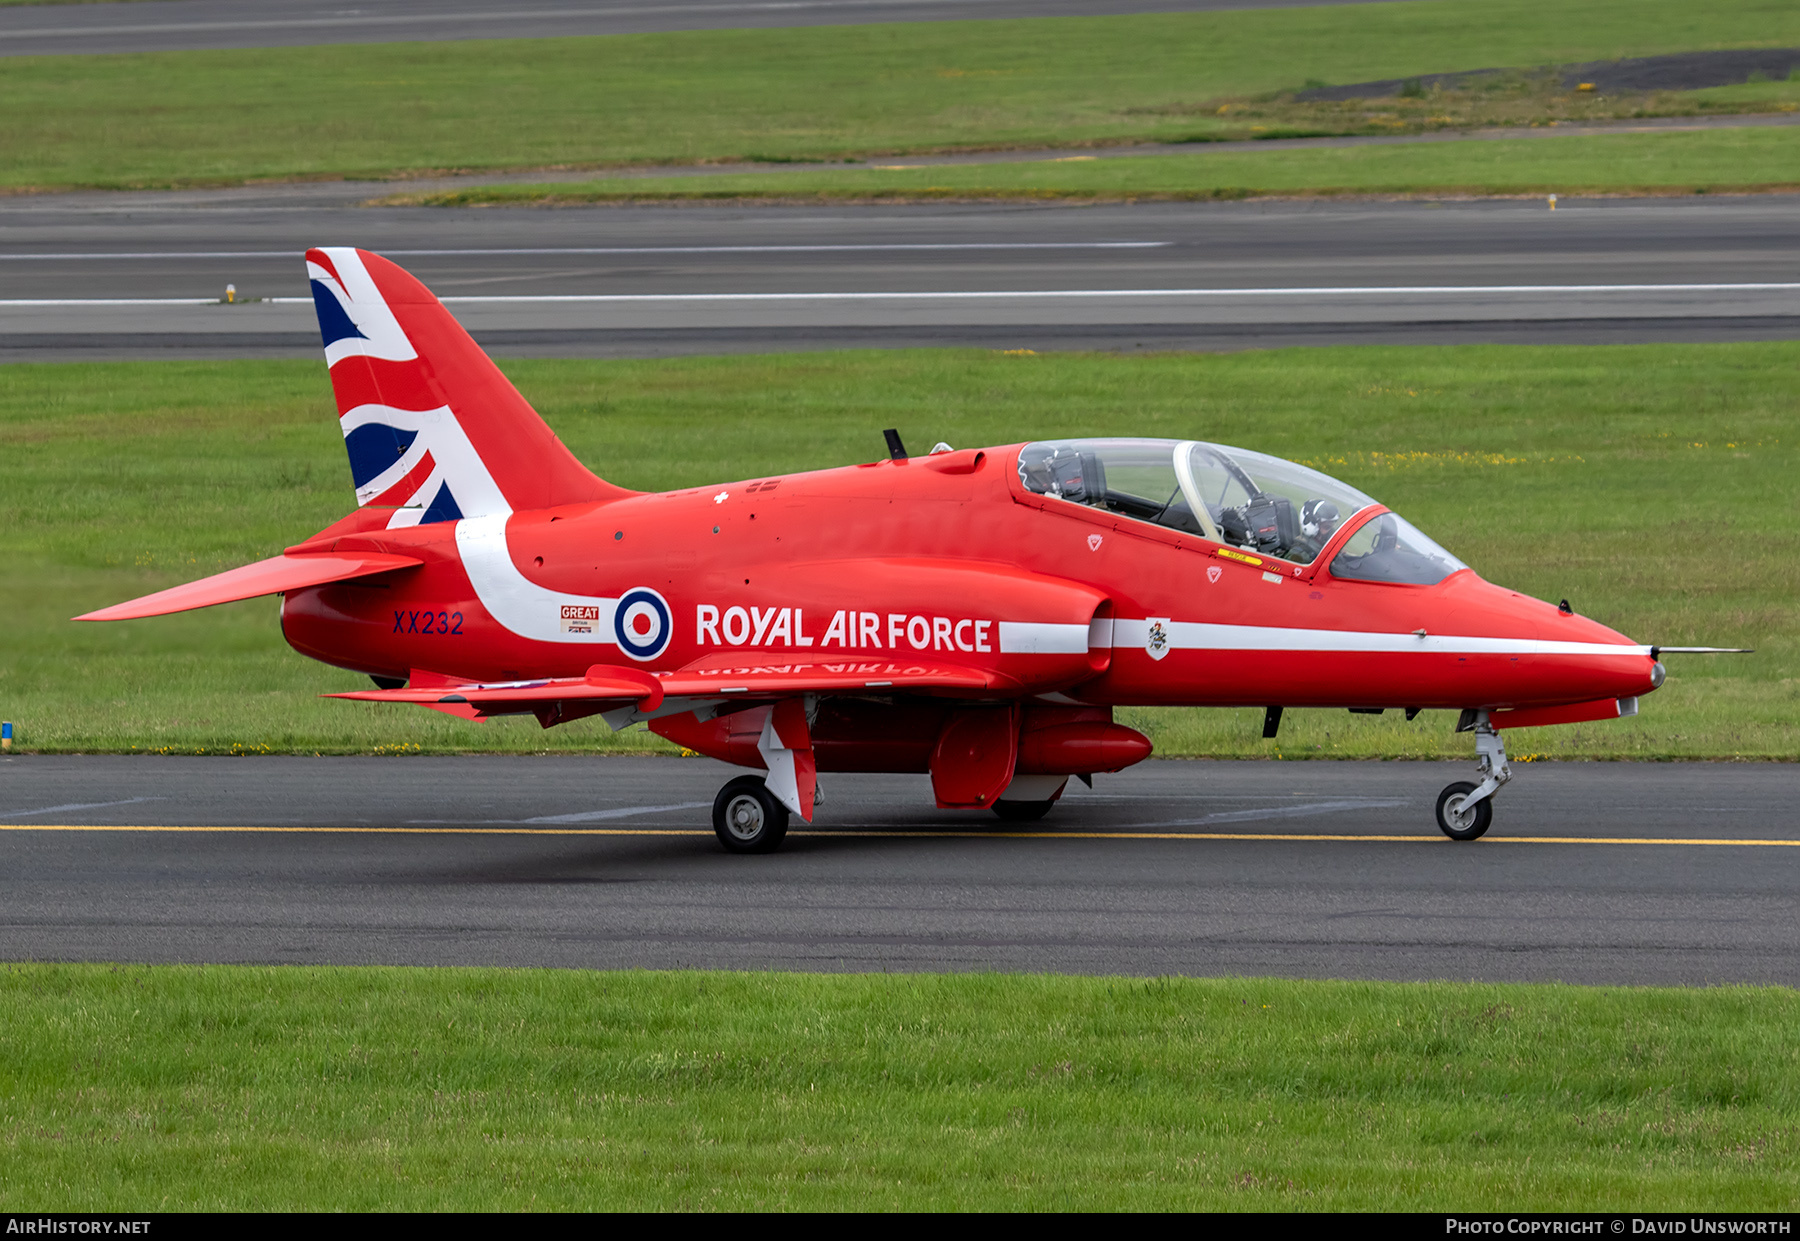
[{"x1": 1436, "y1": 712, "x2": 1511, "y2": 841}]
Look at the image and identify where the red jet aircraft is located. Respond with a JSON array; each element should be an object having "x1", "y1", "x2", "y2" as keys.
[{"x1": 82, "y1": 248, "x2": 1731, "y2": 851}]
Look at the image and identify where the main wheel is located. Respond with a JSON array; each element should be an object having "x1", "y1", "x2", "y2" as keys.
[
  {"x1": 1435, "y1": 781, "x2": 1493, "y2": 841},
  {"x1": 712, "y1": 775, "x2": 789, "y2": 854},
  {"x1": 991, "y1": 799, "x2": 1055, "y2": 823}
]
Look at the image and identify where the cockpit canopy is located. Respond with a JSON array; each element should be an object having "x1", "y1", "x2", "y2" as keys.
[{"x1": 1017, "y1": 437, "x2": 1466, "y2": 585}]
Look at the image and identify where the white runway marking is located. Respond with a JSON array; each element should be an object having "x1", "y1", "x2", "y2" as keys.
[
  {"x1": 0, "y1": 243, "x2": 1167, "y2": 261},
  {"x1": 9, "y1": 283, "x2": 1798, "y2": 309},
  {"x1": 416, "y1": 282, "x2": 1800, "y2": 303},
  {"x1": 0, "y1": 797, "x2": 163, "y2": 820},
  {"x1": 0, "y1": 299, "x2": 227, "y2": 307},
  {"x1": 1124, "y1": 798, "x2": 1410, "y2": 829}
]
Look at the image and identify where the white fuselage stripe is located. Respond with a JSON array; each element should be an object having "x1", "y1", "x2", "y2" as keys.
[
  {"x1": 456, "y1": 515, "x2": 618, "y2": 646},
  {"x1": 998, "y1": 621, "x2": 1091, "y2": 654},
  {"x1": 1108, "y1": 618, "x2": 1648, "y2": 658}
]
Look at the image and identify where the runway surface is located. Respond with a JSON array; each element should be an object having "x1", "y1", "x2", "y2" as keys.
[
  {"x1": 0, "y1": 0, "x2": 1414, "y2": 57},
  {"x1": 2, "y1": 755, "x2": 1796, "y2": 983},
  {"x1": 5, "y1": 194, "x2": 1799, "y2": 359}
]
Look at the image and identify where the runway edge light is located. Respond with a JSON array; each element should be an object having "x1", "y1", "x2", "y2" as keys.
[{"x1": 2, "y1": 722, "x2": 12, "y2": 751}]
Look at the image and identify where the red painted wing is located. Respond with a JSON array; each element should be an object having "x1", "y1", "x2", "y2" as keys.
[
  {"x1": 329, "y1": 665, "x2": 665, "y2": 716},
  {"x1": 653, "y1": 652, "x2": 1017, "y2": 698},
  {"x1": 76, "y1": 552, "x2": 422, "y2": 621},
  {"x1": 327, "y1": 655, "x2": 1012, "y2": 724}
]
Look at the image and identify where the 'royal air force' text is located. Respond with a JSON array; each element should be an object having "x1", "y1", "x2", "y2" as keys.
[{"x1": 695, "y1": 607, "x2": 992, "y2": 653}]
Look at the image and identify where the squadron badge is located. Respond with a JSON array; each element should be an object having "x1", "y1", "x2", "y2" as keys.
[{"x1": 1145, "y1": 617, "x2": 1172, "y2": 661}]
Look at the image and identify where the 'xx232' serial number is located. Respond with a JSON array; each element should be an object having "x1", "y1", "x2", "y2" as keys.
[{"x1": 393, "y1": 609, "x2": 463, "y2": 635}]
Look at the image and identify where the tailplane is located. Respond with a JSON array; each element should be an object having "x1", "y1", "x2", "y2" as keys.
[{"x1": 306, "y1": 247, "x2": 628, "y2": 527}]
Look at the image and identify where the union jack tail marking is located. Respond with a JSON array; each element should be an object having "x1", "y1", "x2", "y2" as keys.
[{"x1": 305, "y1": 247, "x2": 628, "y2": 528}]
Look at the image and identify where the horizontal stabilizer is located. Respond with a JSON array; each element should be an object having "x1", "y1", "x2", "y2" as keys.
[{"x1": 76, "y1": 552, "x2": 423, "y2": 622}]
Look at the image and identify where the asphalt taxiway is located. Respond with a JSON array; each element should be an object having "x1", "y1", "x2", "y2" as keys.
[
  {"x1": 2, "y1": 755, "x2": 1796, "y2": 983},
  {"x1": 0, "y1": 0, "x2": 1418, "y2": 57},
  {"x1": 5, "y1": 194, "x2": 1799, "y2": 359}
]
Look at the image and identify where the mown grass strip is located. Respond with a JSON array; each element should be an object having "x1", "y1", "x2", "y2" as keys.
[
  {"x1": 0, "y1": 965, "x2": 1795, "y2": 1210},
  {"x1": 3, "y1": 0, "x2": 1799, "y2": 190},
  {"x1": 1, "y1": 345, "x2": 1790, "y2": 758},
  {"x1": 400, "y1": 125, "x2": 1800, "y2": 205}
]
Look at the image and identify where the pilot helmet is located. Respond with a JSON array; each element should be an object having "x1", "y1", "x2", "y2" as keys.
[
  {"x1": 1017, "y1": 444, "x2": 1059, "y2": 492},
  {"x1": 1300, "y1": 499, "x2": 1342, "y2": 540}
]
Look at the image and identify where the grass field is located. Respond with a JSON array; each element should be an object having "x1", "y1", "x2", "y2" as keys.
[
  {"x1": 402, "y1": 125, "x2": 1800, "y2": 205},
  {"x1": 3, "y1": 0, "x2": 1799, "y2": 191},
  {"x1": 1, "y1": 344, "x2": 1791, "y2": 759},
  {"x1": 0, "y1": 965, "x2": 1795, "y2": 1210}
]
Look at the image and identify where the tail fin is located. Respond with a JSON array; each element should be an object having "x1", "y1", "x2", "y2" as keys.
[{"x1": 305, "y1": 247, "x2": 628, "y2": 528}]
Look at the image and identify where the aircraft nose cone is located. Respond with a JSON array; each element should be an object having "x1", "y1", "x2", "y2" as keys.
[
  {"x1": 1534, "y1": 598, "x2": 1662, "y2": 702},
  {"x1": 1447, "y1": 575, "x2": 1659, "y2": 704}
]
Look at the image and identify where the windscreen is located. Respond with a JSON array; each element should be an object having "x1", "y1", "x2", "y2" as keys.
[{"x1": 1328, "y1": 510, "x2": 1467, "y2": 585}]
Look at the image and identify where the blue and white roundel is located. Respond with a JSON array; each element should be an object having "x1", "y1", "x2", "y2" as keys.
[{"x1": 613, "y1": 587, "x2": 672, "y2": 661}]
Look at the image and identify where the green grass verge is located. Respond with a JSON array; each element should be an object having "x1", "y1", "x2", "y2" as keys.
[
  {"x1": 3, "y1": 0, "x2": 1799, "y2": 190},
  {"x1": 401, "y1": 125, "x2": 1800, "y2": 205},
  {"x1": 1, "y1": 965, "x2": 1795, "y2": 1209},
  {"x1": 1, "y1": 345, "x2": 1791, "y2": 759}
]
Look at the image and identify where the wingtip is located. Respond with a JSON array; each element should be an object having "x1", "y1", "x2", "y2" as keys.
[{"x1": 73, "y1": 603, "x2": 148, "y2": 622}]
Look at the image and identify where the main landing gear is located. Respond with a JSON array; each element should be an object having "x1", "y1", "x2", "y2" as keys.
[
  {"x1": 989, "y1": 774, "x2": 1073, "y2": 824},
  {"x1": 1436, "y1": 712, "x2": 1511, "y2": 841},
  {"x1": 712, "y1": 775, "x2": 789, "y2": 854}
]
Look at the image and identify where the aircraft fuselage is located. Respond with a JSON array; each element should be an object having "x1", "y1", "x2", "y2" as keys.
[{"x1": 281, "y1": 443, "x2": 1657, "y2": 713}]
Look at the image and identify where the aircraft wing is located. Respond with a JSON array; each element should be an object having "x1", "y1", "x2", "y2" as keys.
[
  {"x1": 328, "y1": 665, "x2": 667, "y2": 721},
  {"x1": 654, "y1": 652, "x2": 1014, "y2": 697},
  {"x1": 329, "y1": 655, "x2": 1013, "y2": 727},
  {"x1": 75, "y1": 551, "x2": 423, "y2": 621}
]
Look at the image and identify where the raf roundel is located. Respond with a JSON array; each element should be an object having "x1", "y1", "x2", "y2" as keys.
[{"x1": 613, "y1": 586, "x2": 673, "y2": 661}]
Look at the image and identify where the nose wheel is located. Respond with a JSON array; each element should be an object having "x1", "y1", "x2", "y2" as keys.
[
  {"x1": 1436, "y1": 712, "x2": 1510, "y2": 841},
  {"x1": 1435, "y1": 782, "x2": 1493, "y2": 841},
  {"x1": 712, "y1": 775, "x2": 789, "y2": 854}
]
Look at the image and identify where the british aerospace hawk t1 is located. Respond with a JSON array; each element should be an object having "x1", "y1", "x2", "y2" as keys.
[{"x1": 81, "y1": 248, "x2": 1739, "y2": 851}]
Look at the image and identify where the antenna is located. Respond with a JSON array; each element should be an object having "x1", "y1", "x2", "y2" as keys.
[{"x1": 883, "y1": 429, "x2": 908, "y2": 460}]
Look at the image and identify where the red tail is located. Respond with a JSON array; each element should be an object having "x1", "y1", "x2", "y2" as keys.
[{"x1": 306, "y1": 246, "x2": 630, "y2": 526}]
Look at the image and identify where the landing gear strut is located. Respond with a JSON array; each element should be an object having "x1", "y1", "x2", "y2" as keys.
[
  {"x1": 1436, "y1": 712, "x2": 1511, "y2": 841},
  {"x1": 712, "y1": 775, "x2": 789, "y2": 854}
]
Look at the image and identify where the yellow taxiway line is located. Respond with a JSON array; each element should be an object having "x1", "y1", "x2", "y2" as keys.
[{"x1": 4, "y1": 824, "x2": 1799, "y2": 846}]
